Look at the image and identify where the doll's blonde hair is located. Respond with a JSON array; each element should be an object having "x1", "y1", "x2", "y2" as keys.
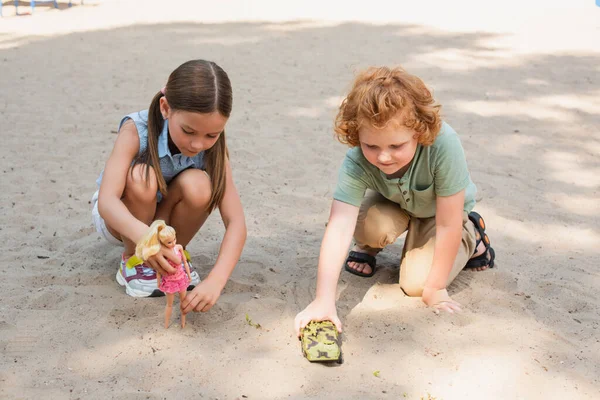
[
  {"x1": 135, "y1": 220, "x2": 176, "y2": 261},
  {"x1": 334, "y1": 66, "x2": 442, "y2": 147}
]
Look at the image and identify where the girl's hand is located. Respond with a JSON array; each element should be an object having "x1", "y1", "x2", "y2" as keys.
[
  {"x1": 144, "y1": 245, "x2": 179, "y2": 276},
  {"x1": 180, "y1": 277, "x2": 224, "y2": 314},
  {"x1": 294, "y1": 298, "x2": 342, "y2": 337},
  {"x1": 422, "y1": 287, "x2": 462, "y2": 314}
]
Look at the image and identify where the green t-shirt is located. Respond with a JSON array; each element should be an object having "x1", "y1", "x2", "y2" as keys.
[{"x1": 333, "y1": 121, "x2": 476, "y2": 218}]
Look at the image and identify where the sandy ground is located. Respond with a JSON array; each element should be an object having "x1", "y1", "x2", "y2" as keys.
[{"x1": 1, "y1": 1, "x2": 599, "y2": 399}]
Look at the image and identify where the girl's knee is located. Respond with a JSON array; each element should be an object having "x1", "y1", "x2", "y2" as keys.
[
  {"x1": 178, "y1": 169, "x2": 212, "y2": 209},
  {"x1": 125, "y1": 164, "x2": 158, "y2": 203}
]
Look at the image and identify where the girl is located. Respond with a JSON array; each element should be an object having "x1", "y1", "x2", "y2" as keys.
[
  {"x1": 294, "y1": 66, "x2": 495, "y2": 335},
  {"x1": 92, "y1": 60, "x2": 247, "y2": 315},
  {"x1": 136, "y1": 220, "x2": 192, "y2": 328}
]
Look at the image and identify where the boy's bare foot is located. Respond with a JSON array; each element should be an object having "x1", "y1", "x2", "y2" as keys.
[
  {"x1": 346, "y1": 245, "x2": 379, "y2": 276},
  {"x1": 465, "y1": 211, "x2": 495, "y2": 271},
  {"x1": 470, "y1": 231, "x2": 490, "y2": 271}
]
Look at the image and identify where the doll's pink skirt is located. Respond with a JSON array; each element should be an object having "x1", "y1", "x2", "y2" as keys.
[{"x1": 159, "y1": 269, "x2": 190, "y2": 294}]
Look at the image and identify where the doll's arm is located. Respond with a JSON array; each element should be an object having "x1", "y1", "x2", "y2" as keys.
[
  {"x1": 157, "y1": 271, "x2": 162, "y2": 288},
  {"x1": 178, "y1": 245, "x2": 192, "y2": 279}
]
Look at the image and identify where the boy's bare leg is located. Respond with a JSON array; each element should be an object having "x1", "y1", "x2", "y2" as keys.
[
  {"x1": 346, "y1": 245, "x2": 381, "y2": 275},
  {"x1": 471, "y1": 230, "x2": 490, "y2": 271}
]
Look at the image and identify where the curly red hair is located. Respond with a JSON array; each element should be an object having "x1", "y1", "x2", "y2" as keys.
[{"x1": 334, "y1": 66, "x2": 442, "y2": 147}]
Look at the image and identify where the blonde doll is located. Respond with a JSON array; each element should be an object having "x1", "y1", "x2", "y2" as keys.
[{"x1": 136, "y1": 220, "x2": 192, "y2": 328}]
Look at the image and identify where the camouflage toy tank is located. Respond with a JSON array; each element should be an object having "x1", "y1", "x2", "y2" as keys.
[{"x1": 300, "y1": 321, "x2": 343, "y2": 364}]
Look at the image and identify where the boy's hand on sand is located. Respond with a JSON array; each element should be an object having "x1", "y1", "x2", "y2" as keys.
[
  {"x1": 294, "y1": 299, "x2": 343, "y2": 337},
  {"x1": 145, "y1": 245, "x2": 179, "y2": 276},
  {"x1": 180, "y1": 277, "x2": 223, "y2": 314},
  {"x1": 422, "y1": 287, "x2": 462, "y2": 314}
]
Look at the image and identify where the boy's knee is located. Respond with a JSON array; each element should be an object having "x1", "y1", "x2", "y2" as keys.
[
  {"x1": 355, "y1": 230, "x2": 396, "y2": 249},
  {"x1": 354, "y1": 206, "x2": 407, "y2": 249},
  {"x1": 125, "y1": 164, "x2": 158, "y2": 203},
  {"x1": 354, "y1": 213, "x2": 398, "y2": 248},
  {"x1": 178, "y1": 169, "x2": 212, "y2": 209},
  {"x1": 399, "y1": 280, "x2": 424, "y2": 297}
]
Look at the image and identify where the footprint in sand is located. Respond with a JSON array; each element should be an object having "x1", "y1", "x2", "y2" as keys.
[
  {"x1": 27, "y1": 288, "x2": 68, "y2": 310},
  {"x1": 108, "y1": 303, "x2": 158, "y2": 326},
  {"x1": 3, "y1": 334, "x2": 41, "y2": 357}
]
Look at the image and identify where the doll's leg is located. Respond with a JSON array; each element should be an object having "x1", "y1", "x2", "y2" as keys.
[
  {"x1": 347, "y1": 191, "x2": 410, "y2": 275},
  {"x1": 178, "y1": 290, "x2": 187, "y2": 328},
  {"x1": 154, "y1": 169, "x2": 212, "y2": 247},
  {"x1": 105, "y1": 164, "x2": 158, "y2": 256},
  {"x1": 165, "y1": 293, "x2": 175, "y2": 328}
]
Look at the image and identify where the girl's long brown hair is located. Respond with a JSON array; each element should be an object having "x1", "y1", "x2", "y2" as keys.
[{"x1": 133, "y1": 60, "x2": 232, "y2": 212}]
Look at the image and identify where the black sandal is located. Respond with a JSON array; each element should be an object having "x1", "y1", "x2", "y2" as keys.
[
  {"x1": 465, "y1": 211, "x2": 496, "y2": 269},
  {"x1": 344, "y1": 251, "x2": 377, "y2": 277}
]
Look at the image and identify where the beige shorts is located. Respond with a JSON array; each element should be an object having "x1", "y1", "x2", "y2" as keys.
[
  {"x1": 354, "y1": 190, "x2": 477, "y2": 296},
  {"x1": 91, "y1": 190, "x2": 122, "y2": 246}
]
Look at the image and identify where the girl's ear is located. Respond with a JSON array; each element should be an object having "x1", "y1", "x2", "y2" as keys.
[{"x1": 159, "y1": 97, "x2": 171, "y2": 119}]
